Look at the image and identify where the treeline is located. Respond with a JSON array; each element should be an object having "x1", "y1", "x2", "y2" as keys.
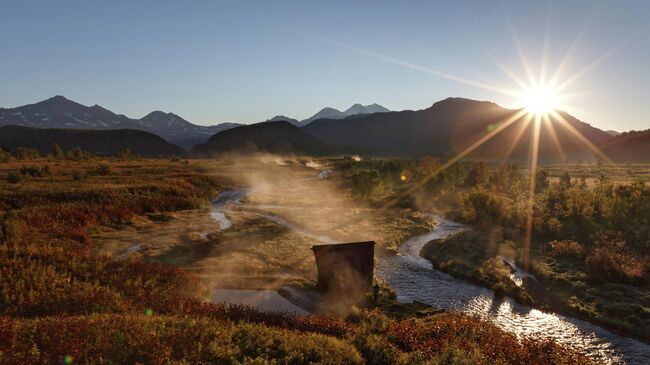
[
  {"x1": 0, "y1": 144, "x2": 139, "y2": 162},
  {"x1": 337, "y1": 157, "x2": 649, "y2": 339},
  {"x1": 446, "y1": 163, "x2": 649, "y2": 283},
  {"x1": 344, "y1": 157, "x2": 648, "y2": 282}
]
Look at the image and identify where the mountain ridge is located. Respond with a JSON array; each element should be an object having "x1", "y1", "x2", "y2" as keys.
[
  {"x1": 266, "y1": 103, "x2": 391, "y2": 127},
  {"x1": 303, "y1": 97, "x2": 615, "y2": 162},
  {"x1": 0, "y1": 96, "x2": 240, "y2": 148}
]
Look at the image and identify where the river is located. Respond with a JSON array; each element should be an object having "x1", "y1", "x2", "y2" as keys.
[{"x1": 209, "y1": 183, "x2": 650, "y2": 365}]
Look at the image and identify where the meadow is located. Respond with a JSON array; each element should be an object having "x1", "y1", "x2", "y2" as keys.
[{"x1": 0, "y1": 149, "x2": 597, "y2": 364}]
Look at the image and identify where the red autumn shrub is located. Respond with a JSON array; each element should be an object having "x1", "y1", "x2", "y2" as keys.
[
  {"x1": 549, "y1": 240, "x2": 585, "y2": 259},
  {"x1": 586, "y1": 246, "x2": 646, "y2": 283}
]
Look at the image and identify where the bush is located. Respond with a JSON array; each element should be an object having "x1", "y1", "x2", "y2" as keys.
[
  {"x1": 548, "y1": 240, "x2": 584, "y2": 259},
  {"x1": 585, "y1": 246, "x2": 646, "y2": 283},
  {"x1": 94, "y1": 164, "x2": 111, "y2": 176},
  {"x1": 6, "y1": 172, "x2": 22, "y2": 184},
  {"x1": 0, "y1": 149, "x2": 11, "y2": 162},
  {"x1": 14, "y1": 148, "x2": 39, "y2": 160},
  {"x1": 19, "y1": 165, "x2": 51, "y2": 178},
  {"x1": 72, "y1": 170, "x2": 86, "y2": 181},
  {"x1": 66, "y1": 147, "x2": 90, "y2": 161},
  {"x1": 0, "y1": 314, "x2": 363, "y2": 364}
]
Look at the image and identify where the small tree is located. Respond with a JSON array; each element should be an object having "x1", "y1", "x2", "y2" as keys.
[
  {"x1": 66, "y1": 147, "x2": 88, "y2": 161},
  {"x1": 466, "y1": 161, "x2": 489, "y2": 187},
  {"x1": 559, "y1": 171, "x2": 572, "y2": 189},
  {"x1": 15, "y1": 148, "x2": 39, "y2": 160},
  {"x1": 0, "y1": 149, "x2": 11, "y2": 162},
  {"x1": 52, "y1": 143, "x2": 65, "y2": 160},
  {"x1": 117, "y1": 148, "x2": 136, "y2": 160},
  {"x1": 535, "y1": 170, "x2": 549, "y2": 191}
]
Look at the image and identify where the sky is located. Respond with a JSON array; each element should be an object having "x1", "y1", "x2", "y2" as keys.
[{"x1": 1, "y1": 0, "x2": 649, "y2": 131}]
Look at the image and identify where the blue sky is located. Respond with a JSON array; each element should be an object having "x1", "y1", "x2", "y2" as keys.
[{"x1": 1, "y1": 0, "x2": 649, "y2": 131}]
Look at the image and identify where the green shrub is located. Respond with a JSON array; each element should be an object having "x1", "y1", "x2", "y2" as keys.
[{"x1": 14, "y1": 148, "x2": 39, "y2": 160}]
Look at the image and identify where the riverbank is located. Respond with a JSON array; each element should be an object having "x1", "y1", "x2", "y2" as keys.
[
  {"x1": 93, "y1": 158, "x2": 436, "y2": 292},
  {"x1": 421, "y1": 229, "x2": 650, "y2": 343}
]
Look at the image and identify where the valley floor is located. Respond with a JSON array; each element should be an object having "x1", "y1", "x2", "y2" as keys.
[{"x1": 0, "y1": 155, "x2": 604, "y2": 364}]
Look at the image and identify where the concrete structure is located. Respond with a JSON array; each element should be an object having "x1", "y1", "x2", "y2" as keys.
[{"x1": 311, "y1": 241, "x2": 375, "y2": 295}]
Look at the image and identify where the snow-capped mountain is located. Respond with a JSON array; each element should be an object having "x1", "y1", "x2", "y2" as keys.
[
  {"x1": 138, "y1": 111, "x2": 240, "y2": 148},
  {"x1": 343, "y1": 103, "x2": 390, "y2": 116},
  {"x1": 266, "y1": 103, "x2": 391, "y2": 127},
  {"x1": 0, "y1": 96, "x2": 240, "y2": 148},
  {"x1": 0, "y1": 96, "x2": 139, "y2": 130}
]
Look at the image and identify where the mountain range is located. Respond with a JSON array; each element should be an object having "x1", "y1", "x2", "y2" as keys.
[
  {"x1": 0, "y1": 97, "x2": 389, "y2": 148},
  {"x1": 1, "y1": 95, "x2": 648, "y2": 162},
  {"x1": 267, "y1": 103, "x2": 390, "y2": 127},
  {"x1": 303, "y1": 97, "x2": 615, "y2": 162},
  {"x1": 0, "y1": 96, "x2": 239, "y2": 149}
]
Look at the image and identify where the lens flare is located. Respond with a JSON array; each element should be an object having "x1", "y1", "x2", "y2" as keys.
[
  {"x1": 323, "y1": 28, "x2": 617, "y2": 278},
  {"x1": 522, "y1": 84, "x2": 559, "y2": 115}
]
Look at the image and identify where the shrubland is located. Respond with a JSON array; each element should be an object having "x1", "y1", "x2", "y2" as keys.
[
  {"x1": 333, "y1": 157, "x2": 649, "y2": 341},
  {"x1": 0, "y1": 154, "x2": 596, "y2": 363}
]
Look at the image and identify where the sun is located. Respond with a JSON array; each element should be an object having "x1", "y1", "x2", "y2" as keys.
[{"x1": 521, "y1": 84, "x2": 559, "y2": 115}]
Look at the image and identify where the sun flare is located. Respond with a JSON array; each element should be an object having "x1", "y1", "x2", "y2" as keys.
[{"x1": 522, "y1": 84, "x2": 559, "y2": 115}]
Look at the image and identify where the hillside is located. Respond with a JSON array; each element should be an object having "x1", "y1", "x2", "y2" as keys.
[
  {"x1": 303, "y1": 97, "x2": 614, "y2": 162},
  {"x1": 192, "y1": 121, "x2": 331, "y2": 156},
  {"x1": 600, "y1": 129, "x2": 650, "y2": 162},
  {"x1": 0, "y1": 125, "x2": 184, "y2": 157}
]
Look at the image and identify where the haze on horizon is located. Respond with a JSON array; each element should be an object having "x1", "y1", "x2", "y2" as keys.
[{"x1": 1, "y1": 0, "x2": 649, "y2": 132}]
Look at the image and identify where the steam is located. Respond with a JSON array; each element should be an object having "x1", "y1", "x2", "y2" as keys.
[{"x1": 200, "y1": 154, "x2": 387, "y2": 313}]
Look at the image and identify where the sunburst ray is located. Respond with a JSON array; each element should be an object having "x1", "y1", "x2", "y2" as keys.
[
  {"x1": 549, "y1": 110, "x2": 613, "y2": 163},
  {"x1": 543, "y1": 113, "x2": 566, "y2": 162}
]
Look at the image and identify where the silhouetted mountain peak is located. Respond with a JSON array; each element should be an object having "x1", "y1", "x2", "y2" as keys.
[
  {"x1": 48, "y1": 95, "x2": 69, "y2": 102},
  {"x1": 36, "y1": 95, "x2": 82, "y2": 108},
  {"x1": 300, "y1": 103, "x2": 390, "y2": 126},
  {"x1": 267, "y1": 115, "x2": 299, "y2": 125},
  {"x1": 343, "y1": 103, "x2": 390, "y2": 115},
  {"x1": 432, "y1": 97, "x2": 496, "y2": 108},
  {"x1": 316, "y1": 107, "x2": 341, "y2": 114}
]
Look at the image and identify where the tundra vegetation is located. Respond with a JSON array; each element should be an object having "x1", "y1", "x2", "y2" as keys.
[
  {"x1": 0, "y1": 150, "x2": 597, "y2": 364},
  {"x1": 334, "y1": 157, "x2": 649, "y2": 341}
]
